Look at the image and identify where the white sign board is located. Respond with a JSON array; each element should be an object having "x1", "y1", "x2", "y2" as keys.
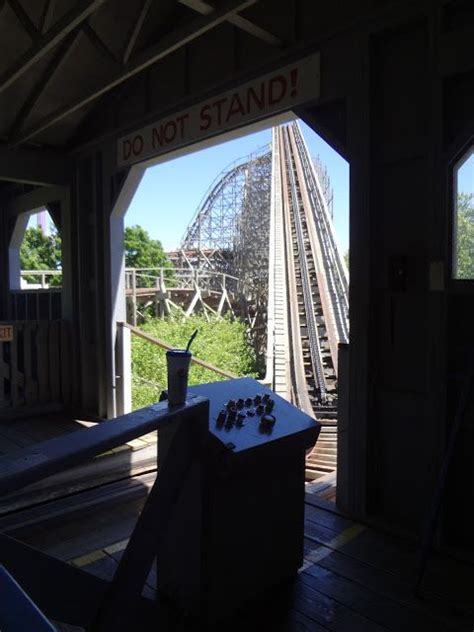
[{"x1": 117, "y1": 52, "x2": 320, "y2": 167}]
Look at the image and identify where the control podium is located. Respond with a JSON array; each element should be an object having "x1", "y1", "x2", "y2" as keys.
[{"x1": 157, "y1": 377, "x2": 320, "y2": 624}]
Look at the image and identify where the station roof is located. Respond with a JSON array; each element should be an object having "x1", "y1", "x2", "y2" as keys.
[{"x1": 0, "y1": 0, "x2": 289, "y2": 154}]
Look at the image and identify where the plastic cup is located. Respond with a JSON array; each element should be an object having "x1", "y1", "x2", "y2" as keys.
[{"x1": 166, "y1": 349, "x2": 192, "y2": 406}]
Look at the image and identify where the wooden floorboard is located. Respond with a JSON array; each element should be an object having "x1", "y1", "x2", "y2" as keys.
[
  {"x1": 1, "y1": 436, "x2": 474, "y2": 631},
  {"x1": 300, "y1": 563, "x2": 457, "y2": 631}
]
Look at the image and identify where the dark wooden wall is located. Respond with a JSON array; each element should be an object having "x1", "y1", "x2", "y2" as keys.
[{"x1": 1, "y1": 0, "x2": 474, "y2": 554}]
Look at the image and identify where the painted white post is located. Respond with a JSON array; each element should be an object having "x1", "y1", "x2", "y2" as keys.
[
  {"x1": 9, "y1": 213, "x2": 31, "y2": 290},
  {"x1": 109, "y1": 164, "x2": 144, "y2": 418},
  {"x1": 115, "y1": 323, "x2": 132, "y2": 415},
  {"x1": 131, "y1": 268, "x2": 137, "y2": 326}
]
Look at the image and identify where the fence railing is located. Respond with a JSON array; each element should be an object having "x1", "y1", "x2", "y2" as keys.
[
  {"x1": 125, "y1": 267, "x2": 238, "y2": 293},
  {"x1": 115, "y1": 321, "x2": 237, "y2": 415},
  {"x1": 20, "y1": 270, "x2": 62, "y2": 289}
]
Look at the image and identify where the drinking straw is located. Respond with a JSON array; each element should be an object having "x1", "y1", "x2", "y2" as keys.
[{"x1": 186, "y1": 329, "x2": 198, "y2": 352}]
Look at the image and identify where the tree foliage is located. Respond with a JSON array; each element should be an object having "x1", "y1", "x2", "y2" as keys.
[
  {"x1": 344, "y1": 250, "x2": 349, "y2": 270},
  {"x1": 20, "y1": 226, "x2": 62, "y2": 286},
  {"x1": 131, "y1": 314, "x2": 258, "y2": 409},
  {"x1": 455, "y1": 192, "x2": 474, "y2": 279},
  {"x1": 124, "y1": 225, "x2": 174, "y2": 287}
]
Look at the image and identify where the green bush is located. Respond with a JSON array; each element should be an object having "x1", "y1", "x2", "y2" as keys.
[{"x1": 131, "y1": 314, "x2": 258, "y2": 409}]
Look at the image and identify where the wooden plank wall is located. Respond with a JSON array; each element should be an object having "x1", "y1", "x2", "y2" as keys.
[
  {"x1": 10, "y1": 290, "x2": 62, "y2": 321},
  {"x1": 0, "y1": 321, "x2": 71, "y2": 411}
]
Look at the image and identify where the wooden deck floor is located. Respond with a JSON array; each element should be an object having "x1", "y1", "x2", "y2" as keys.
[
  {"x1": 1, "y1": 474, "x2": 473, "y2": 629},
  {"x1": 1, "y1": 417, "x2": 474, "y2": 630}
]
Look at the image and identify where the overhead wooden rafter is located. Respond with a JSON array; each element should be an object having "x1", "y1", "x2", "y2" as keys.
[
  {"x1": 178, "y1": 0, "x2": 283, "y2": 46},
  {"x1": 82, "y1": 21, "x2": 119, "y2": 66},
  {"x1": 7, "y1": 0, "x2": 38, "y2": 41},
  {"x1": 0, "y1": 146, "x2": 72, "y2": 186},
  {"x1": 122, "y1": 0, "x2": 152, "y2": 65},
  {"x1": 9, "y1": 0, "x2": 257, "y2": 147},
  {"x1": 8, "y1": 30, "x2": 84, "y2": 139},
  {"x1": 40, "y1": 0, "x2": 57, "y2": 34},
  {"x1": 0, "y1": 0, "x2": 106, "y2": 94}
]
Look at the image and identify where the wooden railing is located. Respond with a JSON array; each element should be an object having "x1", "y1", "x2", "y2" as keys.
[
  {"x1": 115, "y1": 322, "x2": 237, "y2": 415},
  {"x1": 0, "y1": 321, "x2": 71, "y2": 412},
  {"x1": 123, "y1": 322, "x2": 237, "y2": 379}
]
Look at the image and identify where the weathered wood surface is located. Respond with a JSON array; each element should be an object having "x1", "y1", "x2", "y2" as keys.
[
  {"x1": 0, "y1": 321, "x2": 71, "y2": 412},
  {"x1": 9, "y1": 483, "x2": 472, "y2": 632},
  {"x1": 0, "y1": 395, "x2": 207, "y2": 496}
]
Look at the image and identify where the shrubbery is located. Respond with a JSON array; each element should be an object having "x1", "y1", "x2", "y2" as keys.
[{"x1": 131, "y1": 314, "x2": 258, "y2": 409}]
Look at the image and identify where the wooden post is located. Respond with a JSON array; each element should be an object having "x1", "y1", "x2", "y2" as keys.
[
  {"x1": 115, "y1": 322, "x2": 132, "y2": 415},
  {"x1": 131, "y1": 269, "x2": 137, "y2": 327},
  {"x1": 154, "y1": 276, "x2": 160, "y2": 317}
]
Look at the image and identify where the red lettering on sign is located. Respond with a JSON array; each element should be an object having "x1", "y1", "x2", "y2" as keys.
[
  {"x1": 152, "y1": 126, "x2": 163, "y2": 148},
  {"x1": 122, "y1": 139, "x2": 132, "y2": 161},
  {"x1": 176, "y1": 113, "x2": 189, "y2": 138},
  {"x1": 163, "y1": 121, "x2": 177, "y2": 143},
  {"x1": 268, "y1": 75, "x2": 287, "y2": 105},
  {"x1": 200, "y1": 105, "x2": 212, "y2": 131},
  {"x1": 246, "y1": 83, "x2": 265, "y2": 112},
  {"x1": 226, "y1": 93, "x2": 245, "y2": 123},
  {"x1": 212, "y1": 98, "x2": 227, "y2": 126},
  {"x1": 132, "y1": 134, "x2": 144, "y2": 156}
]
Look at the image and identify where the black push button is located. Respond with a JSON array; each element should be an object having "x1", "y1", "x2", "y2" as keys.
[
  {"x1": 265, "y1": 400, "x2": 274, "y2": 413},
  {"x1": 236, "y1": 412, "x2": 246, "y2": 426},
  {"x1": 216, "y1": 410, "x2": 227, "y2": 427},
  {"x1": 260, "y1": 414, "x2": 276, "y2": 430}
]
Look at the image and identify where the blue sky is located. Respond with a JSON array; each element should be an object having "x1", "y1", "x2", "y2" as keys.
[{"x1": 125, "y1": 119, "x2": 350, "y2": 254}]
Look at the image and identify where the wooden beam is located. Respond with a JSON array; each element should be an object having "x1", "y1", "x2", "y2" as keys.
[
  {"x1": 10, "y1": 0, "x2": 257, "y2": 146},
  {"x1": 41, "y1": 0, "x2": 57, "y2": 33},
  {"x1": 179, "y1": 0, "x2": 282, "y2": 46},
  {"x1": 0, "y1": 147, "x2": 72, "y2": 187},
  {"x1": 83, "y1": 21, "x2": 119, "y2": 66},
  {"x1": 124, "y1": 322, "x2": 237, "y2": 378},
  {"x1": 0, "y1": 395, "x2": 208, "y2": 497},
  {"x1": 122, "y1": 0, "x2": 152, "y2": 65},
  {"x1": 7, "y1": 0, "x2": 38, "y2": 40},
  {"x1": 0, "y1": 0, "x2": 106, "y2": 94},
  {"x1": 6, "y1": 185, "x2": 67, "y2": 217},
  {"x1": 8, "y1": 29, "x2": 83, "y2": 138}
]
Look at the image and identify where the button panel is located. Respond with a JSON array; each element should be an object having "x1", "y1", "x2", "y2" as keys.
[{"x1": 214, "y1": 393, "x2": 276, "y2": 432}]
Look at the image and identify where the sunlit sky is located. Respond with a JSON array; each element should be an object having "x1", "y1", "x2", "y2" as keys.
[{"x1": 125, "y1": 119, "x2": 350, "y2": 254}]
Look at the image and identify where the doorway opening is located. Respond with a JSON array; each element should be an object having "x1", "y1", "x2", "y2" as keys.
[
  {"x1": 113, "y1": 114, "x2": 349, "y2": 486},
  {"x1": 10, "y1": 208, "x2": 62, "y2": 320}
]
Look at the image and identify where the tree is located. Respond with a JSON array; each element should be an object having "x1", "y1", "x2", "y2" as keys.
[
  {"x1": 124, "y1": 225, "x2": 174, "y2": 287},
  {"x1": 455, "y1": 192, "x2": 474, "y2": 279},
  {"x1": 344, "y1": 250, "x2": 349, "y2": 270},
  {"x1": 131, "y1": 314, "x2": 258, "y2": 409},
  {"x1": 20, "y1": 226, "x2": 62, "y2": 286}
]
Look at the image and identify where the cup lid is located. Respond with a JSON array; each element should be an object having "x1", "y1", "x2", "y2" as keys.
[{"x1": 166, "y1": 349, "x2": 191, "y2": 357}]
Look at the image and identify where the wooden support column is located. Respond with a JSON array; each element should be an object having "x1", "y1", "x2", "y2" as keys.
[
  {"x1": 67, "y1": 150, "x2": 109, "y2": 415},
  {"x1": 0, "y1": 196, "x2": 13, "y2": 320}
]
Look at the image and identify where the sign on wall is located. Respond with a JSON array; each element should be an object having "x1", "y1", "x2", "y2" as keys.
[
  {"x1": 117, "y1": 52, "x2": 320, "y2": 167},
  {"x1": 0, "y1": 325, "x2": 13, "y2": 342}
]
